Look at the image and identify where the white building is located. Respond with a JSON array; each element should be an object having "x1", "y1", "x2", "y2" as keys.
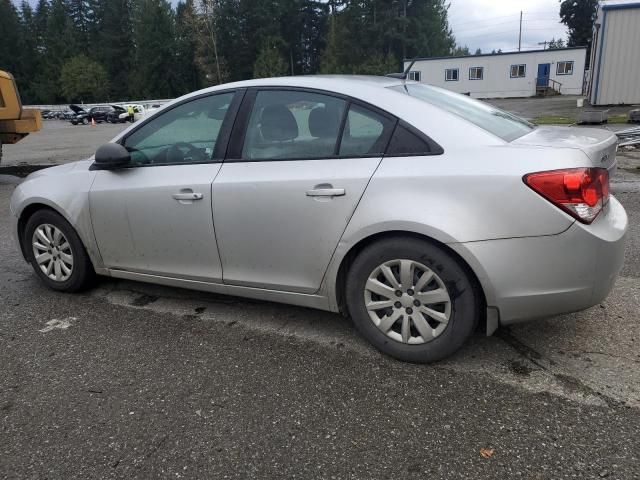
[
  {"x1": 588, "y1": 0, "x2": 640, "y2": 105},
  {"x1": 403, "y1": 47, "x2": 587, "y2": 99}
]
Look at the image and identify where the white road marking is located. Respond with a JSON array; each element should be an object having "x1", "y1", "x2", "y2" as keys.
[{"x1": 39, "y1": 317, "x2": 76, "y2": 333}]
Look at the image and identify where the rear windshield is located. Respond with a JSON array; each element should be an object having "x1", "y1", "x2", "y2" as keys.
[{"x1": 390, "y1": 83, "x2": 534, "y2": 142}]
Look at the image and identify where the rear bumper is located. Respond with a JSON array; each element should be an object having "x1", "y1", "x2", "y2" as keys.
[{"x1": 451, "y1": 196, "x2": 627, "y2": 325}]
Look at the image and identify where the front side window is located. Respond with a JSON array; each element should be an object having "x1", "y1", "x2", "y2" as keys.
[
  {"x1": 510, "y1": 64, "x2": 526, "y2": 78},
  {"x1": 392, "y1": 83, "x2": 534, "y2": 142},
  {"x1": 242, "y1": 90, "x2": 346, "y2": 160},
  {"x1": 123, "y1": 92, "x2": 235, "y2": 166},
  {"x1": 557, "y1": 61, "x2": 574, "y2": 75},
  {"x1": 339, "y1": 105, "x2": 394, "y2": 157},
  {"x1": 445, "y1": 68, "x2": 459, "y2": 81},
  {"x1": 469, "y1": 66, "x2": 484, "y2": 80}
]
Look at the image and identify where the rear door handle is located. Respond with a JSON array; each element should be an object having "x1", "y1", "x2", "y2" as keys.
[
  {"x1": 172, "y1": 192, "x2": 203, "y2": 201},
  {"x1": 306, "y1": 188, "x2": 345, "y2": 197}
]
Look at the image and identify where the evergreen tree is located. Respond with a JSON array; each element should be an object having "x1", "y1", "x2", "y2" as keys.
[
  {"x1": 319, "y1": 0, "x2": 454, "y2": 74},
  {"x1": 130, "y1": 0, "x2": 175, "y2": 99},
  {"x1": 548, "y1": 38, "x2": 566, "y2": 50},
  {"x1": 93, "y1": 0, "x2": 134, "y2": 101},
  {"x1": 452, "y1": 45, "x2": 471, "y2": 56},
  {"x1": 66, "y1": 0, "x2": 92, "y2": 54},
  {"x1": 174, "y1": 0, "x2": 202, "y2": 93},
  {"x1": 17, "y1": 2, "x2": 41, "y2": 103},
  {"x1": 0, "y1": 0, "x2": 23, "y2": 75},
  {"x1": 560, "y1": 0, "x2": 597, "y2": 66},
  {"x1": 253, "y1": 37, "x2": 289, "y2": 78}
]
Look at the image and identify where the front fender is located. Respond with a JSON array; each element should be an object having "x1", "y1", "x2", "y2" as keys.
[{"x1": 11, "y1": 164, "x2": 104, "y2": 270}]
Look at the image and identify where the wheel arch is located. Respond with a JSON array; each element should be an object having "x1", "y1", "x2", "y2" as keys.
[
  {"x1": 16, "y1": 201, "x2": 100, "y2": 271},
  {"x1": 17, "y1": 202, "x2": 65, "y2": 260},
  {"x1": 332, "y1": 230, "x2": 490, "y2": 331}
]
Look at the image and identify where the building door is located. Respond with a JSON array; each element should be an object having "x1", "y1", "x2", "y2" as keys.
[{"x1": 537, "y1": 63, "x2": 551, "y2": 87}]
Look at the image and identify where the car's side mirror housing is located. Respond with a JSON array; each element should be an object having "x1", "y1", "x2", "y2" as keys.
[{"x1": 92, "y1": 143, "x2": 131, "y2": 170}]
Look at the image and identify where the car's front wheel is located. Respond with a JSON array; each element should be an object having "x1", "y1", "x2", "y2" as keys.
[
  {"x1": 345, "y1": 237, "x2": 481, "y2": 363},
  {"x1": 23, "y1": 210, "x2": 95, "y2": 292}
]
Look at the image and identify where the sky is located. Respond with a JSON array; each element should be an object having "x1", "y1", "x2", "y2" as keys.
[{"x1": 447, "y1": 0, "x2": 569, "y2": 53}]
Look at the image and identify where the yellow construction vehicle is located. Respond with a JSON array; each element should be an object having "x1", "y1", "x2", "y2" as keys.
[{"x1": 0, "y1": 70, "x2": 42, "y2": 163}]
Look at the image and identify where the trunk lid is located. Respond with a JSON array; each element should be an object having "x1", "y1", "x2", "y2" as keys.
[{"x1": 512, "y1": 126, "x2": 618, "y2": 174}]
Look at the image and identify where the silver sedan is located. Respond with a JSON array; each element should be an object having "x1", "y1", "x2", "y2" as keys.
[{"x1": 10, "y1": 76, "x2": 628, "y2": 362}]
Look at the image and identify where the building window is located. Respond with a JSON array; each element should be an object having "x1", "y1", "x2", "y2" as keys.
[
  {"x1": 557, "y1": 61, "x2": 574, "y2": 75},
  {"x1": 510, "y1": 64, "x2": 526, "y2": 78},
  {"x1": 445, "y1": 68, "x2": 459, "y2": 81},
  {"x1": 408, "y1": 71, "x2": 421, "y2": 81},
  {"x1": 469, "y1": 66, "x2": 483, "y2": 80}
]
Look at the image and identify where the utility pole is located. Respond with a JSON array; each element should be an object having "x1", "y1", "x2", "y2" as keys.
[{"x1": 518, "y1": 11, "x2": 523, "y2": 52}]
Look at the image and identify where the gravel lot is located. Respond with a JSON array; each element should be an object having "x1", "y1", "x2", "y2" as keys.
[
  {"x1": 1, "y1": 102, "x2": 639, "y2": 478},
  {"x1": 1, "y1": 120, "x2": 128, "y2": 167}
]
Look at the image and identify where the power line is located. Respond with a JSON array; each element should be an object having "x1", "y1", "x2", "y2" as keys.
[
  {"x1": 448, "y1": 11, "x2": 559, "y2": 27},
  {"x1": 453, "y1": 19, "x2": 561, "y2": 34}
]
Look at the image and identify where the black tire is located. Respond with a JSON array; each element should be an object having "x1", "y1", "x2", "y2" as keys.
[
  {"x1": 23, "y1": 209, "x2": 95, "y2": 292},
  {"x1": 345, "y1": 237, "x2": 481, "y2": 363}
]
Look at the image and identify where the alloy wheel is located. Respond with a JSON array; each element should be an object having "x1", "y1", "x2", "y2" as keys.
[
  {"x1": 364, "y1": 259, "x2": 451, "y2": 345},
  {"x1": 32, "y1": 224, "x2": 74, "y2": 282}
]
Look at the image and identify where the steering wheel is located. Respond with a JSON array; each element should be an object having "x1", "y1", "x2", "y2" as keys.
[{"x1": 165, "y1": 142, "x2": 207, "y2": 164}]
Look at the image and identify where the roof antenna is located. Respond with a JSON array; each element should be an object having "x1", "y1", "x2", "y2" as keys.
[{"x1": 386, "y1": 60, "x2": 416, "y2": 80}]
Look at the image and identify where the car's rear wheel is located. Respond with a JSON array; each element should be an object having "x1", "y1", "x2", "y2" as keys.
[
  {"x1": 23, "y1": 210, "x2": 95, "y2": 292},
  {"x1": 345, "y1": 237, "x2": 481, "y2": 363}
]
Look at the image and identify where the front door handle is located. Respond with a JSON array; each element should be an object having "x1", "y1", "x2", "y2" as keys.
[
  {"x1": 306, "y1": 187, "x2": 345, "y2": 197},
  {"x1": 172, "y1": 192, "x2": 203, "y2": 201}
]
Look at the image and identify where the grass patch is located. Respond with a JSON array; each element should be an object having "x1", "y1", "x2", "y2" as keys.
[
  {"x1": 532, "y1": 116, "x2": 575, "y2": 125},
  {"x1": 532, "y1": 114, "x2": 629, "y2": 125}
]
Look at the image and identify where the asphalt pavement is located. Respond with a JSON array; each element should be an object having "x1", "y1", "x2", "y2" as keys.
[{"x1": 1, "y1": 163, "x2": 639, "y2": 478}]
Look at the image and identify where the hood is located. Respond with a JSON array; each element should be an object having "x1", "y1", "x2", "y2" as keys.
[
  {"x1": 110, "y1": 105, "x2": 126, "y2": 112},
  {"x1": 25, "y1": 160, "x2": 92, "y2": 181},
  {"x1": 69, "y1": 104, "x2": 88, "y2": 114},
  {"x1": 512, "y1": 126, "x2": 618, "y2": 171}
]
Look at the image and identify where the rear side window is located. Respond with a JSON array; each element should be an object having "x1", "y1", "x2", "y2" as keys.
[
  {"x1": 339, "y1": 105, "x2": 394, "y2": 157},
  {"x1": 385, "y1": 123, "x2": 441, "y2": 156},
  {"x1": 392, "y1": 83, "x2": 534, "y2": 142},
  {"x1": 242, "y1": 90, "x2": 346, "y2": 160}
]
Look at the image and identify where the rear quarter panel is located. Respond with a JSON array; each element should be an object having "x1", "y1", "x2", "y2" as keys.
[{"x1": 323, "y1": 144, "x2": 592, "y2": 308}]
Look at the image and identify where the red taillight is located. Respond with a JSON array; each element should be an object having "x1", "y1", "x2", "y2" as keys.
[{"x1": 523, "y1": 168, "x2": 610, "y2": 224}]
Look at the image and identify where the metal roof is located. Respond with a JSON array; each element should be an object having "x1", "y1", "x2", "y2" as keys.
[
  {"x1": 406, "y1": 46, "x2": 588, "y2": 63},
  {"x1": 601, "y1": 0, "x2": 640, "y2": 9}
]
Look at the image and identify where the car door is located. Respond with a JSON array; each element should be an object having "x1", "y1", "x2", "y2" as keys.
[
  {"x1": 89, "y1": 90, "x2": 241, "y2": 281},
  {"x1": 212, "y1": 88, "x2": 396, "y2": 294}
]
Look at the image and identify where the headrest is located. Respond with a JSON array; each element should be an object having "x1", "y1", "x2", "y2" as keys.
[
  {"x1": 309, "y1": 106, "x2": 341, "y2": 139},
  {"x1": 260, "y1": 105, "x2": 298, "y2": 141}
]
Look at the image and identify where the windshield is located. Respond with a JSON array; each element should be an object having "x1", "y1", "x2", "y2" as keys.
[{"x1": 391, "y1": 83, "x2": 534, "y2": 142}]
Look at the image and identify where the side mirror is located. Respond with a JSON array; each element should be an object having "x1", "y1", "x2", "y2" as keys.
[{"x1": 93, "y1": 143, "x2": 130, "y2": 170}]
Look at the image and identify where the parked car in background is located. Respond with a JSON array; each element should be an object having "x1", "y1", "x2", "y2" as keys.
[
  {"x1": 69, "y1": 105, "x2": 113, "y2": 125},
  {"x1": 40, "y1": 109, "x2": 53, "y2": 119},
  {"x1": 60, "y1": 109, "x2": 76, "y2": 120},
  {"x1": 117, "y1": 104, "x2": 146, "y2": 122},
  {"x1": 10, "y1": 76, "x2": 627, "y2": 363},
  {"x1": 106, "y1": 105, "x2": 127, "y2": 123}
]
